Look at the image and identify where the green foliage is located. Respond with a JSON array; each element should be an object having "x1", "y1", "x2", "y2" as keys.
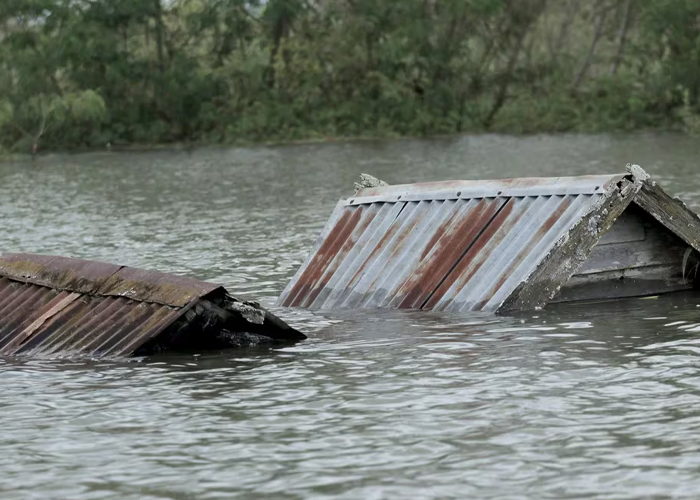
[
  {"x1": 0, "y1": 101, "x2": 13, "y2": 129},
  {"x1": 0, "y1": 0, "x2": 699, "y2": 153}
]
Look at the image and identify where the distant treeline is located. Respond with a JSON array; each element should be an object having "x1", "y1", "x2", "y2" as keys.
[{"x1": 1, "y1": 0, "x2": 700, "y2": 153}]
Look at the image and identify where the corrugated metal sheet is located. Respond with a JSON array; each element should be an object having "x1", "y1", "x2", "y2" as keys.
[
  {"x1": 279, "y1": 174, "x2": 626, "y2": 313},
  {"x1": 0, "y1": 254, "x2": 221, "y2": 358},
  {"x1": 0, "y1": 253, "x2": 220, "y2": 307}
]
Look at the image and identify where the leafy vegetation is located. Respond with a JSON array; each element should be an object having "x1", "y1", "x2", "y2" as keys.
[{"x1": 1, "y1": 0, "x2": 700, "y2": 153}]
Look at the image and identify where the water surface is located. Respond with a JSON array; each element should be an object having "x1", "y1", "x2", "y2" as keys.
[{"x1": 2, "y1": 134, "x2": 700, "y2": 499}]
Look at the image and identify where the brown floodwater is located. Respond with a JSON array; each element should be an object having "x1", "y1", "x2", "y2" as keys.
[{"x1": 2, "y1": 133, "x2": 700, "y2": 499}]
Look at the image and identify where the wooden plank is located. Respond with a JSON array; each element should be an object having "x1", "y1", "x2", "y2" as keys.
[
  {"x1": 596, "y1": 209, "x2": 646, "y2": 245},
  {"x1": 577, "y1": 208, "x2": 688, "y2": 275},
  {"x1": 633, "y1": 180, "x2": 700, "y2": 253},
  {"x1": 553, "y1": 264, "x2": 692, "y2": 303},
  {"x1": 579, "y1": 240, "x2": 685, "y2": 275},
  {"x1": 498, "y1": 176, "x2": 641, "y2": 313},
  {"x1": 576, "y1": 241, "x2": 684, "y2": 275}
]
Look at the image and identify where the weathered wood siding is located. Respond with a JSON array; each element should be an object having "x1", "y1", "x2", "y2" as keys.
[{"x1": 553, "y1": 205, "x2": 697, "y2": 303}]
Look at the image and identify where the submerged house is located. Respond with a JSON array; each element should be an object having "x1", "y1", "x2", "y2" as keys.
[
  {"x1": 278, "y1": 165, "x2": 700, "y2": 314},
  {"x1": 0, "y1": 253, "x2": 305, "y2": 358}
]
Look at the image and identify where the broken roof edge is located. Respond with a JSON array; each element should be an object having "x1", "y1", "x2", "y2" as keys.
[
  {"x1": 349, "y1": 173, "x2": 627, "y2": 206},
  {"x1": 0, "y1": 253, "x2": 224, "y2": 308}
]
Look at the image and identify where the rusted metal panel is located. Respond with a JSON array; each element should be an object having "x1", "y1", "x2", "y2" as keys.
[
  {"x1": 0, "y1": 253, "x2": 305, "y2": 358},
  {"x1": 0, "y1": 253, "x2": 221, "y2": 307},
  {"x1": 430, "y1": 194, "x2": 594, "y2": 312},
  {"x1": 0, "y1": 254, "x2": 224, "y2": 358},
  {"x1": 96, "y1": 266, "x2": 220, "y2": 307},
  {"x1": 0, "y1": 276, "x2": 192, "y2": 358},
  {"x1": 278, "y1": 174, "x2": 626, "y2": 313},
  {"x1": 339, "y1": 198, "x2": 503, "y2": 310},
  {"x1": 0, "y1": 254, "x2": 122, "y2": 294},
  {"x1": 390, "y1": 198, "x2": 505, "y2": 309}
]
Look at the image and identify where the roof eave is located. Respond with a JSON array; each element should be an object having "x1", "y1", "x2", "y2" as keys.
[{"x1": 632, "y1": 179, "x2": 700, "y2": 254}]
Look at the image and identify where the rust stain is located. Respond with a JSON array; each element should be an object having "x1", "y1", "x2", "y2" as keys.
[
  {"x1": 20, "y1": 296, "x2": 125, "y2": 356},
  {"x1": 106, "y1": 307, "x2": 184, "y2": 357},
  {"x1": 330, "y1": 203, "x2": 410, "y2": 306},
  {"x1": 300, "y1": 204, "x2": 380, "y2": 307},
  {"x1": 0, "y1": 254, "x2": 229, "y2": 358},
  {"x1": 0, "y1": 292, "x2": 82, "y2": 354},
  {"x1": 282, "y1": 206, "x2": 364, "y2": 306},
  {"x1": 88, "y1": 304, "x2": 164, "y2": 355},
  {"x1": 424, "y1": 198, "x2": 520, "y2": 310},
  {"x1": 279, "y1": 174, "x2": 634, "y2": 313},
  {"x1": 419, "y1": 200, "x2": 468, "y2": 261},
  {"x1": 354, "y1": 202, "x2": 435, "y2": 306},
  {"x1": 356, "y1": 177, "x2": 551, "y2": 197},
  {"x1": 0, "y1": 284, "x2": 57, "y2": 344},
  {"x1": 472, "y1": 196, "x2": 574, "y2": 311},
  {"x1": 396, "y1": 198, "x2": 505, "y2": 308}
]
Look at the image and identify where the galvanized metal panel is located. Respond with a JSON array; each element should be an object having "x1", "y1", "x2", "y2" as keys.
[
  {"x1": 278, "y1": 175, "x2": 615, "y2": 313},
  {"x1": 294, "y1": 202, "x2": 385, "y2": 308},
  {"x1": 342, "y1": 200, "x2": 437, "y2": 309},
  {"x1": 478, "y1": 195, "x2": 592, "y2": 311},
  {"x1": 431, "y1": 194, "x2": 597, "y2": 312},
  {"x1": 350, "y1": 174, "x2": 625, "y2": 205},
  {"x1": 308, "y1": 202, "x2": 407, "y2": 308},
  {"x1": 422, "y1": 196, "x2": 534, "y2": 311},
  {"x1": 280, "y1": 200, "x2": 348, "y2": 303},
  {"x1": 388, "y1": 198, "x2": 505, "y2": 309},
  {"x1": 0, "y1": 277, "x2": 188, "y2": 358}
]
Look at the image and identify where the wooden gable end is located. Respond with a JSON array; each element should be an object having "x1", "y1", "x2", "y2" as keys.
[
  {"x1": 500, "y1": 167, "x2": 700, "y2": 312},
  {"x1": 553, "y1": 203, "x2": 699, "y2": 303}
]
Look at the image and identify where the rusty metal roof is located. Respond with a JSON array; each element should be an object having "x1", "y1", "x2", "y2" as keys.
[
  {"x1": 278, "y1": 174, "x2": 627, "y2": 313},
  {"x1": 0, "y1": 254, "x2": 223, "y2": 358},
  {"x1": 0, "y1": 253, "x2": 220, "y2": 307}
]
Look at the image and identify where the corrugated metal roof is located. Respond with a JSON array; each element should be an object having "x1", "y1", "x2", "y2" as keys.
[
  {"x1": 0, "y1": 253, "x2": 221, "y2": 307},
  {"x1": 278, "y1": 174, "x2": 626, "y2": 313},
  {"x1": 0, "y1": 254, "x2": 220, "y2": 358}
]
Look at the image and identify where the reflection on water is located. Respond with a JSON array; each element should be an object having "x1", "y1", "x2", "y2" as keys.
[{"x1": 2, "y1": 134, "x2": 700, "y2": 499}]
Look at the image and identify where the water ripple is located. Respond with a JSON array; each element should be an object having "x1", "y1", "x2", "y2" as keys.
[{"x1": 2, "y1": 136, "x2": 700, "y2": 499}]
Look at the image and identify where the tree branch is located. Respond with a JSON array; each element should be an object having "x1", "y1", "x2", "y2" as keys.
[{"x1": 610, "y1": 0, "x2": 632, "y2": 76}]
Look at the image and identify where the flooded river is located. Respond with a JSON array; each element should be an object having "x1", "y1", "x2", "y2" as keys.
[{"x1": 2, "y1": 133, "x2": 700, "y2": 499}]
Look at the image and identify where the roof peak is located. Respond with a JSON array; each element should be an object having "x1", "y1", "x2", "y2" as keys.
[{"x1": 350, "y1": 173, "x2": 627, "y2": 205}]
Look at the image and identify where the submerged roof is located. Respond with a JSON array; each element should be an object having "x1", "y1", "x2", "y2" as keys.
[
  {"x1": 278, "y1": 167, "x2": 700, "y2": 314},
  {"x1": 0, "y1": 254, "x2": 222, "y2": 358}
]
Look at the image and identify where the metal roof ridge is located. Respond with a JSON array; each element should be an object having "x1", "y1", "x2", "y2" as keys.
[{"x1": 350, "y1": 174, "x2": 627, "y2": 205}]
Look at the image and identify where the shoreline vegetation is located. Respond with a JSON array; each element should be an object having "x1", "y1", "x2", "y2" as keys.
[
  {"x1": 2, "y1": 1, "x2": 700, "y2": 157},
  {"x1": 0, "y1": 127, "x2": 679, "y2": 163}
]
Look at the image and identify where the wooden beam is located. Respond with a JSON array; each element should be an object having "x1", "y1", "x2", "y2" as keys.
[
  {"x1": 553, "y1": 264, "x2": 693, "y2": 303},
  {"x1": 633, "y1": 180, "x2": 700, "y2": 253},
  {"x1": 498, "y1": 176, "x2": 641, "y2": 313}
]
